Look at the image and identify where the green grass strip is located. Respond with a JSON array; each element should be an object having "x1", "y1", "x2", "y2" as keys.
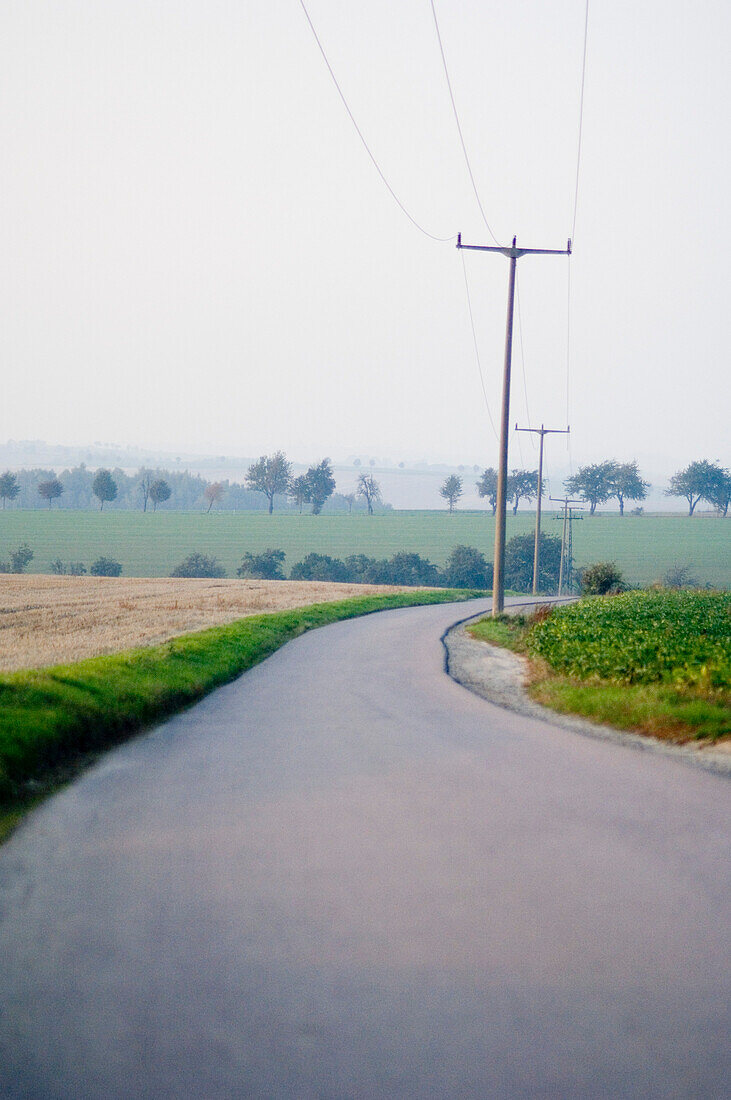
[{"x1": 0, "y1": 589, "x2": 483, "y2": 811}]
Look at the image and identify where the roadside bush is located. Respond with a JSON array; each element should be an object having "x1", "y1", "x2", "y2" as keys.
[
  {"x1": 364, "y1": 552, "x2": 440, "y2": 587},
  {"x1": 344, "y1": 554, "x2": 377, "y2": 582},
  {"x1": 504, "y1": 533, "x2": 561, "y2": 593},
  {"x1": 443, "y1": 545, "x2": 492, "y2": 589},
  {"x1": 90, "y1": 557, "x2": 123, "y2": 577},
  {"x1": 580, "y1": 561, "x2": 626, "y2": 595},
  {"x1": 171, "y1": 553, "x2": 226, "y2": 579},
  {"x1": 237, "y1": 548, "x2": 286, "y2": 580},
  {"x1": 290, "y1": 553, "x2": 350, "y2": 582}
]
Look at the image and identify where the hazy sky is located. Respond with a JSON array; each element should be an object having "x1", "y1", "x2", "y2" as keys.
[{"x1": 1, "y1": 0, "x2": 729, "y2": 479}]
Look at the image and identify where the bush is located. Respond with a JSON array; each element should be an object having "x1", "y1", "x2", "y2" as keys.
[
  {"x1": 580, "y1": 561, "x2": 626, "y2": 596},
  {"x1": 364, "y1": 552, "x2": 440, "y2": 587},
  {"x1": 237, "y1": 549, "x2": 286, "y2": 580},
  {"x1": 290, "y1": 553, "x2": 350, "y2": 582},
  {"x1": 504, "y1": 533, "x2": 561, "y2": 593},
  {"x1": 443, "y1": 545, "x2": 493, "y2": 589},
  {"x1": 9, "y1": 543, "x2": 33, "y2": 574},
  {"x1": 90, "y1": 557, "x2": 122, "y2": 577},
  {"x1": 171, "y1": 553, "x2": 226, "y2": 579},
  {"x1": 344, "y1": 554, "x2": 377, "y2": 583},
  {"x1": 662, "y1": 563, "x2": 698, "y2": 589}
]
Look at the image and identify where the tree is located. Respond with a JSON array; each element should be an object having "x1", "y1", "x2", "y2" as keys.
[
  {"x1": 290, "y1": 553, "x2": 350, "y2": 582},
  {"x1": 580, "y1": 561, "x2": 626, "y2": 595},
  {"x1": 9, "y1": 543, "x2": 33, "y2": 573},
  {"x1": 612, "y1": 461, "x2": 649, "y2": 516},
  {"x1": 38, "y1": 478, "x2": 63, "y2": 508},
  {"x1": 343, "y1": 492, "x2": 356, "y2": 515},
  {"x1": 439, "y1": 474, "x2": 463, "y2": 513},
  {"x1": 356, "y1": 472, "x2": 381, "y2": 515},
  {"x1": 90, "y1": 556, "x2": 122, "y2": 577},
  {"x1": 92, "y1": 469, "x2": 118, "y2": 511},
  {"x1": 665, "y1": 460, "x2": 727, "y2": 516},
  {"x1": 476, "y1": 467, "x2": 498, "y2": 514},
  {"x1": 305, "y1": 458, "x2": 336, "y2": 514},
  {"x1": 443, "y1": 545, "x2": 493, "y2": 589},
  {"x1": 138, "y1": 469, "x2": 154, "y2": 512},
  {"x1": 289, "y1": 475, "x2": 310, "y2": 513},
  {"x1": 504, "y1": 532, "x2": 561, "y2": 593},
  {"x1": 0, "y1": 472, "x2": 19, "y2": 510},
  {"x1": 707, "y1": 469, "x2": 731, "y2": 517},
  {"x1": 170, "y1": 553, "x2": 225, "y2": 578},
  {"x1": 237, "y1": 548, "x2": 286, "y2": 580},
  {"x1": 204, "y1": 482, "x2": 225, "y2": 513},
  {"x1": 506, "y1": 469, "x2": 539, "y2": 515},
  {"x1": 365, "y1": 552, "x2": 440, "y2": 587},
  {"x1": 564, "y1": 461, "x2": 616, "y2": 516},
  {"x1": 149, "y1": 479, "x2": 172, "y2": 512},
  {"x1": 246, "y1": 452, "x2": 293, "y2": 514}
]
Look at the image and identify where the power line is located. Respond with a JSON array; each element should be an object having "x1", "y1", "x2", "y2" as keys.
[
  {"x1": 299, "y1": 0, "x2": 456, "y2": 243},
  {"x1": 571, "y1": 0, "x2": 590, "y2": 242},
  {"x1": 429, "y1": 0, "x2": 499, "y2": 245},
  {"x1": 515, "y1": 274, "x2": 535, "y2": 448},
  {"x1": 460, "y1": 252, "x2": 498, "y2": 440}
]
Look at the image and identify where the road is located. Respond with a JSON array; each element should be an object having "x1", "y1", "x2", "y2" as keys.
[{"x1": 0, "y1": 599, "x2": 729, "y2": 1098}]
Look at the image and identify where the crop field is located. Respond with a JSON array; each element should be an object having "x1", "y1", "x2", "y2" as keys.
[
  {"x1": 0, "y1": 574, "x2": 417, "y2": 672},
  {"x1": 0, "y1": 510, "x2": 728, "y2": 588}
]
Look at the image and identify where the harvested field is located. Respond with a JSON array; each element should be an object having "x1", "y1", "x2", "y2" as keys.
[{"x1": 0, "y1": 574, "x2": 414, "y2": 672}]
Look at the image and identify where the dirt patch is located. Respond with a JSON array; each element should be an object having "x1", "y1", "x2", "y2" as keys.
[{"x1": 0, "y1": 574, "x2": 415, "y2": 671}]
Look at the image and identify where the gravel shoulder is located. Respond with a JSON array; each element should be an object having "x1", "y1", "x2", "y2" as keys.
[{"x1": 445, "y1": 612, "x2": 731, "y2": 777}]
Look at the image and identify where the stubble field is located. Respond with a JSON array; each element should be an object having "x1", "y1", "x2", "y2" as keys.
[{"x1": 0, "y1": 574, "x2": 414, "y2": 671}]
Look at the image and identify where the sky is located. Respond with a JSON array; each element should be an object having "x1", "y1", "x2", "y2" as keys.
[{"x1": 1, "y1": 0, "x2": 729, "y2": 485}]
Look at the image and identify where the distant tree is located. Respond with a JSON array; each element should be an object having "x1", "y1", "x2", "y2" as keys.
[
  {"x1": 440, "y1": 474, "x2": 463, "y2": 513},
  {"x1": 171, "y1": 553, "x2": 225, "y2": 578},
  {"x1": 344, "y1": 554, "x2": 376, "y2": 582},
  {"x1": 612, "y1": 461, "x2": 649, "y2": 516},
  {"x1": 443, "y1": 545, "x2": 493, "y2": 589},
  {"x1": 246, "y1": 452, "x2": 293, "y2": 514},
  {"x1": 343, "y1": 492, "x2": 356, "y2": 515},
  {"x1": 356, "y1": 472, "x2": 381, "y2": 515},
  {"x1": 365, "y1": 552, "x2": 440, "y2": 587},
  {"x1": 149, "y1": 479, "x2": 172, "y2": 512},
  {"x1": 204, "y1": 482, "x2": 225, "y2": 513},
  {"x1": 305, "y1": 458, "x2": 336, "y2": 514},
  {"x1": 237, "y1": 548, "x2": 286, "y2": 580},
  {"x1": 92, "y1": 469, "x2": 118, "y2": 511},
  {"x1": 38, "y1": 478, "x2": 63, "y2": 508},
  {"x1": 507, "y1": 469, "x2": 539, "y2": 515},
  {"x1": 665, "y1": 460, "x2": 727, "y2": 516},
  {"x1": 9, "y1": 543, "x2": 33, "y2": 574},
  {"x1": 505, "y1": 532, "x2": 561, "y2": 593},
  {"x1": 476, "y1": 467, "x2": 498, "y2": 514},
  {"x1": 707, "y1": 468, "x2": 731, "y2": 517},
  {"x1": 0, "y1": 472, "x2": 19, "y2": 509},
  {"x1": 565, "y1": 461, "x2": 616, "y2": 516},
  {"x1": 50, "y1": 558, "x2": 86, "y2": 575},
  {"x1": 289, "y1": 475, "x2": 310, "y2": 514},
  {"x1": 138, "y1": 469, "x2": 154, "y2": 512},
  {"x1": 90, "y1": 556, "x2": 122, "y2": 577},
  {"x1": 290, "y1": 553, "x2": 350, "y2": 582},
  {"x1": 580, "y1": 561, "x2": 626, "y2": 595}
]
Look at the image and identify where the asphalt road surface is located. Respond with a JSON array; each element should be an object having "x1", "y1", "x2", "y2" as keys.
[{"x1": 0, "y1": 599, "x2": 729, "y2": 1099}]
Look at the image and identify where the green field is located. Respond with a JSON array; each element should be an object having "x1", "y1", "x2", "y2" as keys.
[{"x1": 0, "y1": 510, "x2": 728, "y2": 588}]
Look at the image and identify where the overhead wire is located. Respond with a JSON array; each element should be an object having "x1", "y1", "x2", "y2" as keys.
[
  {"x1": 460, "y1": 252, "x2": 498, "y2": 441},
  {"x1": 571, "y1": 0, "x2": 590, "y2": 243},
  {"x1": 298, "y1": 0, "x2": 457, "y2": 243},
  {"x1": 429, "y1": 0, "x2": 500, "y2": 245}
]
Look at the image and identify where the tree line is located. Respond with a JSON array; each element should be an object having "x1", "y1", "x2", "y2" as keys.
[
  {"x1": 0, "y1": 457, "x2": 390, "y2": 515},
  {"x1": 439, "y1": 459, "x2": 730, "y2": 516}
]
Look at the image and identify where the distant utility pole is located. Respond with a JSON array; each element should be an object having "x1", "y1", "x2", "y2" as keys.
[
  {"x1": 457, "y1": 234, "x2": 571, "y2": 615},
  {"x1": 550, "y1": 495, "x2": 583, "y2": 596},
  {"x1": 515, "y1": 423, "x2": 570, "y2": 594}
]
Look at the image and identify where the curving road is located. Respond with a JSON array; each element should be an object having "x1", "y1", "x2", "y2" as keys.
[{"x1": 0, "y1": 599, "x2": 729, "y2": 1099}]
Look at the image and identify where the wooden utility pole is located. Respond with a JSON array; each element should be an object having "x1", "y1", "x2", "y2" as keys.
[
  {"x1": 457, "y1": 234, "x2": 571, "y2": 614},
  {"x1": 515, "y1": 423, "x2": 570, "y2": 593},
  {"x1": 550, "y1": 495, "x2": 583, "y2": 595}
]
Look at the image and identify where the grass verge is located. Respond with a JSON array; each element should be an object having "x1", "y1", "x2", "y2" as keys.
[
  {"x1": 468, "y1": 607, "x2": 730, "y2": 744},
  {"x1": 0, "y1": 589, "x2": 483, "y2": 840}
]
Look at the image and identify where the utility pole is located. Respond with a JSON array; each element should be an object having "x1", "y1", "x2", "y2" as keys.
[
  {"x1": 457, "y1": 234, "x2": 571, "y2": 615},
  {"x1": 550, "y1": 496, "x2": 583, "y2": 596},
  {"x1": 515, "y1": 423, "x2": 570, "y2": 594}
]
